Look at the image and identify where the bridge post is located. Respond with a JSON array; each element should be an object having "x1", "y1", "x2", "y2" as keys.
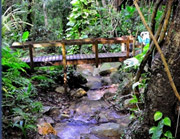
[
  {"x1": 126, "y1": 37, "x2": 130, "y2": 57},
  {"x1": 132, "y1": 37, "x2": 136, "y2": 56},
  {"x1": 93, "y1": 41, "x2": 99, "y2": 68},
  {"x1": 61, "y1": 43, "x2": 67, "y2": 94},
  {"x1": 29, "y1": 44, "x2": 34, "y2": 71}
]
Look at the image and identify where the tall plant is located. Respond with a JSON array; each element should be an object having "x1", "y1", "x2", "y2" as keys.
[{"x1": 66, "y1": 0, "x2": 98, "y2": 39}]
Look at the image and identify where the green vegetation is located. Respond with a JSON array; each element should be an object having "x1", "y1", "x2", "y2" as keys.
[
  {"x1": 2, "y1": 0, "x2": 178, "y2": 138},
  {"x1": 2, "y1": 46, "x2": 42, "y2": 137},
  {"x1": 149, "y1": 111, "x2": 174, "y2": 139}
]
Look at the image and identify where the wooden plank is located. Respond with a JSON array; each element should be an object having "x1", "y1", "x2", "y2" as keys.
[
  {"x1": 51, "y1": 55, "x2": 56, "y2": 61},
  {"x1": 21, "y1": 57, "x2": 28, "y2": 62},
  {"x1": 43, "y1": 56, "x2": 49, "y2": 62},
  {"x1": 36, "y1": 56, "x2": 41, "y2": 62},
  {"x1": 59, "y1": 55, "x2": 62, "y2": 61},
  {"x1": 33, "y1": 57, "x2": 38, "y2": 62},
  {"x1": 101, "y1": 53, "x2": 107, "y2": 58},
  {"x1": 29, "y1": 54, "x2": 129, "y2": 67},
  {"x1": 55, "y1": 55, "x2": 59, "y2": 61},
  {"x1": 22, "y1": 52, "x2": 128, "y2": 65},
  {"x1": 68, "y1": 55, "x2": 73, "y2": 60},
  {"x1": 40, "y1": 56, "x2": 45, "y2": 62},
  {"x1": 86, "y1": 53, "x2": 91, "y2": 59},
  {"x1": 76, "y1": 54, "x2": 80, "y2": 60}
]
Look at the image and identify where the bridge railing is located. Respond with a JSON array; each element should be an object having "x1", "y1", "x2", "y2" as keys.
[
  {"x1": 12, "y1": 37, "x2": 135, "y2": 93},
  {"x1": 11, "y1": 36, "x2": 134, "y2": 69}
]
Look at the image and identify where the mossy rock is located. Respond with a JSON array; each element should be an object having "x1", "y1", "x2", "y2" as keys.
[{"x1": 99, "y1": 62, "x2": 122, "y2": 76}]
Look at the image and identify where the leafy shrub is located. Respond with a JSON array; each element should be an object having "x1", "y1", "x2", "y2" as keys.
[{"x1": 2, "y1": 47, "x2": 42, "y2": 138}]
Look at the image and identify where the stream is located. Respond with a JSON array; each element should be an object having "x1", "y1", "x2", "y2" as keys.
[{"x1": 37, "y1": 63, "x2": 130, "y2": 139}]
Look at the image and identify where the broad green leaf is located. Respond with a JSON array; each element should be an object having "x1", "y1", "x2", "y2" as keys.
[
  {"x1": 143, "y1": 43, "x2": 149, "y2": 52},
  {"x1": 129, "y1": 95, "x2": 138, "y2": 104},
  {"x1": 25, "y1": 124, "x2": 36, "y2": 130},
  {"x1": 149, "y1": 126, "x2": 156, "y2": 134},
  {"x1": 152, "y1": 120, "x2": 164, "y2": 139},
  {"x1": 154, "y1": 111, "x2": 163, "y2": 121},
  {"x1": 67, "y1": 21, "x2": 75, "y2": 27},
  {"x1": 164, "y1": 130, "x2": 173, "y2": 138},
  {"x1": 129, "y1": 113, "x2": 135, "y2": 120},
  {"x1": 22, "y1": 31, "x2": 29, "y2": 42},
  {"x1": 152, "y1": 129, "x2": 162, "y2": 139},
  {"x1": 163, "y1": 117, "x2": 171, "y2": 127}
]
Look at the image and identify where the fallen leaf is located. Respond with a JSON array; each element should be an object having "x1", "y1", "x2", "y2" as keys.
[{"x1": 37, "y1": 123, "x2": 57, "y2": 135}]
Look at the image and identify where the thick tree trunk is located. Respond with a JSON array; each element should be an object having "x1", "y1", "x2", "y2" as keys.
[
  {"x1": 128, "y1": 1, "x2": 180, "y2": 138},
  {"x1": 141, "y1": 0, "x2": 180, "y2": 138}
]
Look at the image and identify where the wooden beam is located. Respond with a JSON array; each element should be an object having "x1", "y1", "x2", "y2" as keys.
[
  {"x1": 29, "y1": 44, "x2": 34, "y2": 71},
  {"x1": 11, "y1": 37, "x2": 133, "y2": 48},
  {"x1": 61, "y1": 43, "x2": 67, "y2": 94},
  {"x1": 132, "y1": 38, "x2": 135, "y2": 56},
  {"x1": 126, "y1": 38, "x2": 130, "y2": 57},
  {"x1": 93, "y1": 42, "x2": 99, "y2": 68}
]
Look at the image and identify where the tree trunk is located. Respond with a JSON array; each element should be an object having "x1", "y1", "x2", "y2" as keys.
[
  {"x1": 145, "y1": 0, "x2": 180, "y2": 125},
  {"x1": 43, "y1": 0, "x2": 48, "y2": 27},
  {"x1": 101, "y1": 0, "x2": 107, "y2": 7},
  {"x1": 129, "y1": 0, "x2": 180, "y2": 138},
  {"x1": 25, "y1": 0, "x2": 33, "y2": 33}
]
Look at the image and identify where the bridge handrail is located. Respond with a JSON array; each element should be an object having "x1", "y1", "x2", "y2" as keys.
[
  {"x1": 11, "y1": 37, "x2": 133, "y2": 48},
  {"x1": 11, "y1": 36, "x2": 135, "y2": 93}
]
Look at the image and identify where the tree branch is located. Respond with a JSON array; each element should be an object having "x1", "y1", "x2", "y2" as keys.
[
  {"x1": 135, "y1": 6, "x2": 167, "y2": 83},
  {"x1": 150, "y1": 0, "x2": 162, "y2": 34}
]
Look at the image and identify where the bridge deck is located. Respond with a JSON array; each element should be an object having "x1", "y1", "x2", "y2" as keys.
[{"x1": 21, "y1": 52, "x2": 128, "y2": 66}]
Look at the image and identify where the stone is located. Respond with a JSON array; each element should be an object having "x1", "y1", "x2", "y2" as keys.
[
  {"x1": 80, "y1": 134, "x2": 99, "y2": 139},
  {"x1": 110, "y1": 71, "x2": 122, "y2": 84},
  {"x1": 118, "y1": 78, "x2": 133, "y2": 95},
  {"x1": 44, "y1": 116, "x2": 55, "y2": 124},
  {"x1": 45, "y1": 134, "x2": 60, "y2": 139},
  {"x1": 101, "y1": 77, "x2": 112, "y2": 85},
  {"x1": 85, "y1": 76, "x2": 102, "y2": 90},
  {"x1": 55, "y1": 86, "x2": 70, "y2": 93},
  {"x1": 93, "y1": 67, "x2": 99, "y2": 76},
  {"x1": 74, "y1": 72, "x2": 87, "y2": 84},
  {"x1": 86, "y1": 81, "x2": 102, "y2": 90},
  {"x1": 13, "y1": 116, "x2": 22, "y2": 123},
  {"x1": 68, "y1": 72, "x2": 88, "y2": 88},
  {"x1": 71, "y1": 88, "x2": 87, "y2": 99},
  {"x1": 59, "y1": 114, "x2": 70, "y2": 120},
  {"x1": 103, "y1": 91, "x2": 116, "y2": 100},
  {"x1": 77, "y1": 64, "x2": 94, "y2": 73},
  {"x1": 87, "y1": 90, "x2": 105, "y2": 100},
  {"x1": 43, "y1": 106, "x2": 52, "y2": 113},
  {"x1": 49, "y1": 107, "x2": 60, "y2": 117},
  {"x1": 90, "y1": 123, "x2": 124, "y2": 137},
  {"x1": 38, "y1": 118, "x2": 46, "y2": 125},
  {"x1": 99, "y1": 62, "x2": 121, "y2": 76},
  {"x1": 81, "y1": 69, "x2": 93, "y2": 76},
  {"x1": 123, "y1": 57, "x2": 139, "y2": 69}
]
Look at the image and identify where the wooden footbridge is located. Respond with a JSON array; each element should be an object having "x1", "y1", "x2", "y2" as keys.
[{"x1": 12, "y1": 36, "x2": 137, "y2": 92}]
